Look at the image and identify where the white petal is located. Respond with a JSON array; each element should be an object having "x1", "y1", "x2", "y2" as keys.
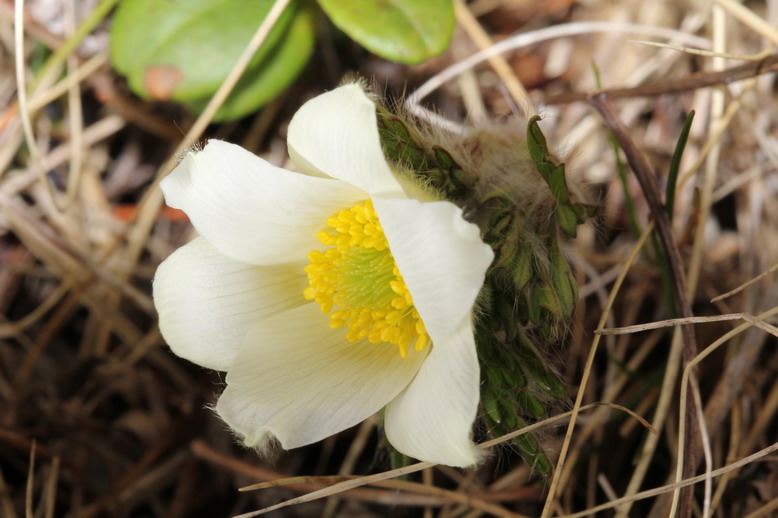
[
  {"x1": 215, "y1": 303, "x2": 427, "y2": 449},
  {"x1": 373, "y1": 197, "x2": 494, "y2": 345},
  {"x1": 384, "y1": 318, "x2": 481, "y2": 467},
  {"x1": 287, "y1": 84, "x2": 404, "y2": 196},
  {"x1": 161, "y1": 140, "x2": 365, "y2": 265},
  {"x1": 153, "y1": 237, "x2": 309, "y2": 371}
]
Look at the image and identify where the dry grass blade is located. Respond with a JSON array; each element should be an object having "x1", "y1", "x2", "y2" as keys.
[
  {"x1": 406, "y1": 21, "x2": 710, "y2": 109},
  {"x1": 546, "y1": 53, "x2": 778, "y2": 104},
  {"x1": 714, "y1": 0, "x2": 778, "y2": 44},
  {"x1": 626, "y1": 40, "x2": 771, "y2": 60},
  {"x1": 541, "y1": 222, "x2": 655, "y2": 517},
  {"x1": 453, "y1": 0, "x2": 533, "y2": 116},
  {"x1": 711, "y1": 262, "x2": 778, "y2": 302},
  {"x1": 558, "y1": 441, "x2": 778, "y2": 517},
  {"x1": 596, "y1": 313, "x2": 778, "y2": 337},
  {"x1": 24, "y1": 441, "x2": 35, "y2": 518},
  {"x1": 240, "y1": 402, "x2": 655, "y2": 517},
  {"x1": 589, "y1": 93, "x2": 700, "y2": 518},
  {"x1": 13, "y1": 0, "x2": 61, "y2": 210}
]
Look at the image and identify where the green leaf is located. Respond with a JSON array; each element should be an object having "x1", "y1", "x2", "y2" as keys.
[
  {"x1": 376, "y1": 110, "x2": 430, "y2": 169},
  {"x1": 527, "y1": 116, "x2": 596, "y2": 237},
  {"x1": 189, "y1": 5, "x2": 316, "y2": 121},
  {"x1": 110, "y1": 0, "x2": 314, "y2": 121},
  {"x1": 551, "y1": 241, "x2": 576, "y2": 317},
  {"x1": 666, "y1": 110, "x2": 695, "y2": 222},
  {"x1": 317, "y1": 0, "x2": 454, "y2": 64}
]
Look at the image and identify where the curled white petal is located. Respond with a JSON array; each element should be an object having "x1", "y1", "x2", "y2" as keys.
[
  {"x1": 153, "y1": 237, "x2": 309, "y2": 371},
  {"x1": 161, "y1": 140, "x2": 365, "y2": 265},
  {"x1": 287, "y1": 84, "x2": 405, "y2": 196},
  {"x1": 385, "y1": 318, "x2": 481, "y2": 467},
  {"x1": 373, "y1": 196, "x2": 494, "y2": 345},
  {"x1": 216, "y1": 303, "x2": 428, "y2": 449}
]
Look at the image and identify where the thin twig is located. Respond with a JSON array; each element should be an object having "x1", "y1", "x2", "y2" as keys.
[
  {"x1": 557, "y1": 441, "x2": 778, "y2": 518},
  {"x1": 596, "y1": 313, "x2": 778, "y2": 337},
  {"x1": 711, "y1": 262, "x2": 778, "y2": 302},
  {"x1": 588, "y1": 94, "x2": 699, "y2": 518},
  {"x1": 406, "y1": 21, "x2": 710, "y2": 110},
  {"x1": 14, "y1": 0, "x2": 62, "y2": 210},
  {"x1": 453, "y1": 0, "x2": 534, "y2": 117},
  {"x1": 241, "y1": 402, "x2": 653, "y2": 518},
  {"x1": 546, "y1": 53, "x2": 778, "y2": 104},
  {"x1": 540, "y1": 223, "x2": 656, "y2": 518}
]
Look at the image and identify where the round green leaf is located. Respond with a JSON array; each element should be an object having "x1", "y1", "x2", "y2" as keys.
[
  {"x1": 110, "y1": 0, "x2": 314, "y2": 120},
  {"x1": 317, "y1": 0, "x2": 454, "y2": 64},
  {"x1": 188, "y1": 3, "x2": 316, "y2": 121}
]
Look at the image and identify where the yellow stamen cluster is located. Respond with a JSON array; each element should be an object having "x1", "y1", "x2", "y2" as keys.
[{"x1": 303, "y1": 199, "x2": 430, "y2": 358}]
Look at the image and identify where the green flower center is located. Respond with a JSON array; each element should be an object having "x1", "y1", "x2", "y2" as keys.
[{"x1": 304, "y1": 199, "x2": 429, "y2": 358}]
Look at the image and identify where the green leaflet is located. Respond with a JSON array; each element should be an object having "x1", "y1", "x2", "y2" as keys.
[
  {"x1": 527, "y1": 116, "x2": 597, "y2": 237},
  {"x1": 318, "y1": 0, "x2": 455, "y2": 64},
  {"x1": 110, "y1": 0, "x2": 314, "y2": 121}
]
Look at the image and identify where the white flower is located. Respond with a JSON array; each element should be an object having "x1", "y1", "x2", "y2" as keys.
[{"x1": 152, "y1": 84, "x2": 494, "y2": 467}]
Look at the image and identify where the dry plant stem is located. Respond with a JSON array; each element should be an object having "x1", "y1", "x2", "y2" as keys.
[
  {"x1": 43, "y1": 457, "x2": 60, "y2": 518},
  {"x1": 64, "y1": 0, "x2": 84, "y2": 208},
  {"x1": 209, "y1": 445, "x2": 537, "y2": 514},
  {"x1": 1, "y1": 116, "x2": 125, "y2": 195},
  {"x1": 422, "y1": 468, "x2": 433, "y2": 518},
  {"x1": 25, "y1": 442, "x2": 34, "y2": 518},
  {"x1": 588, "y1": 94, "x2": 699, "y2": 518},
  {"x1": 691, "y1": 381, "x2": 712, "y2": 518},
  {"x1": 322, "y1": 417, "x2": 376, "y2": 518},
  {"x1": 27, "y1": 0, "x2": 121, "y2": 93},
  {"x1": 743, "y1": 498, "x2": 778, "y2": 518},
  {"x1": 545, "y1": 53, "x2": 778, "y2": 104},
  {"x1": 557, "y1": 441, "x2": 778, "y2": 518},
  {"x1": 453, "y1": 0, "x2": 534, "y2": 116},
  {"x1": 714, "y1": 0, "x2": 778, "y2": 44},
  {"x1": 0, "y1": 54, "x2": 106, "y2": 136},
  {"x1": 627, "y1": 40, "x2": 770, "y2": 61},
  {"x1": 711, "y1": 262, "x2": 778, "y2": 302},
  {"x1": 540, "y1": 222, "x2": 657, "y2": 518},
  {"x1": 686, "y1": 2, "x2": 726, "y2": 317},
  {"x1": 0, "y1": 196, "x2": 151, "y2": 369},
  {"x1": 670, "y1": 303, "x2": 778, "y2": 516},
  {"x1": 125, "y1": 0, "x2": 293, "y2": 268},
  {"x1": 244, "y1": 403, "x2": 651, "y2": 517},
  {"x1": 0, "y1": 283, "x2": 69, "y2": 338},
  {"x1": 708, "y1": 399, "x2": 743, "y2": 514},
  {"x1": 14, "y1": 0, "x2": 62, "y2": 210},
  {"x1": 597, "y1": 313, "x2": 778, "y2": 336},
  {"x1": 405, "y1": 21, "x2": 710, "y2": 111},
  {"x1": 28, "y1": 54, "x2": 108, "y2": 113},
  {"x1": 0, "y1": 193, "x2": 154, "y2": 314},
  {"x1": 557, "y1": 330, "x2": 663, "y2": 494}
]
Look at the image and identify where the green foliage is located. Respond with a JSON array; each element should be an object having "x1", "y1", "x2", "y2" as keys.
[
  {"x1": 110, "y1": 0, "x2": 455, "y2": 121},
  {"x1": 527, "y1": 116, "x2": 597, "y2": 237},
  {"x1": 376, "y1": 108, "x2": 475, "y2": 199},
  {"x1": 318, "y1": 0, "x2": 455, "y2": 64},
  {"x1": 477, "y1": 319, "x2": 555, "y2": 474},
  {"x1": 666, "y1": 111, "x2": 695, "y2": 222},
  {"x1": 110, "y1": 0, "x2": 314, "y2": 121}
]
